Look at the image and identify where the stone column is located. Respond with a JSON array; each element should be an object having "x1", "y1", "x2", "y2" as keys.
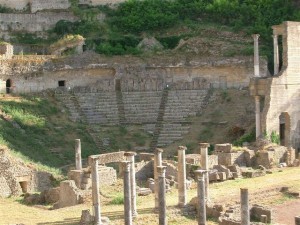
[
  {"x1": 125, "y1": 152, "x2": 138, "y2": 217},
  {"x1": 273, "y1": 34, "x2": 279, "y2": 75},
  {"x1": 252, "y1": 34, "x2": 260, "y2": 77},
  {"x1": 295, "y1": 216, "x2": 300, "y2": 225},
  {"x1": 199, "y1": 143, "x2": 210, "y2": 200},
  {"x1": 75, "y1": 139, "x2": 82, "y2": 170},
  {"x1": 91, "y1": 159, "x2": 101, "y2": 225},
  {"x1": 154, "y1": 148, "x2": 163, "y2": 208},
  {"x1": 241, "y1": 188, "x2": 250, "y2": 225},
  {"x1": 178, "y1": 146, "x2": 187, "y2": 207},
  {"x1": 255, "y1": 96, "x2": 261, "y2": 138},
  {"x1": 123, "y1": 161, "x2": 132, "y2": 225},
  {"x1": 157, "y1": 166, "x2": 167, "y2": 225},
  {"x1": 194, "y1": 170, "x2": 207, "y2": 225}
]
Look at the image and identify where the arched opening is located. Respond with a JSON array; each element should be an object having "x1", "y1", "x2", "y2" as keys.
[
  {"x1": 6, "y1": 79, "x2": 11, "y2": 94},
  {"x1": 279, "y1": 112, "x2": 291, "y2": 147}
]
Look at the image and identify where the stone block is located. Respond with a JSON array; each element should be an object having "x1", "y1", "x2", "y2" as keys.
[
  {"x1": 139, "y1": 153, "x2": 154, "y2": 161},
  {"x1": 218, "y1": 172, "x2": 227, "y2": 181},
  {"x1": 250, "y1": 205, "x2": 272, "y2": 224},
  {"x1": 215, "y1": 143, "x2": 232, "y2": 153},
  {"x1": 43, "y1": 187, "x2": 60, "y2": 204},
  {"x1": 209, "y1": 171, "x2": 220, "y2": 182}
]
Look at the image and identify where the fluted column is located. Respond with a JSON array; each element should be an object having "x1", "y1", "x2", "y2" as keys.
[
  {"x1": 273, "y1": 34, "x2": 279, "y2": 75},
  {"x1": 241, "y1": 188, "x2": 250, "y2": 225},
  {"x1": 255, "y1": 96, "x2": 261, "y2": 138},
  {"x1": 252, "y1": 34, "x2": 260, "y2": 77},
  {"x1": 157, "y1": 166, "x2": 167, "y2": 225},
  {"x1": 125, "y1": 152, "x2": 138, "y2": 217},
  {"x1": 199, "y1": 143, "x2": 210, "y2": 200},
  {"x1": 123, "y1": 161, "x2": 132, "y2": 225},
  {"x1": 178, "y1": 146, "x2": 187, "y2": 207},
  {"x1": 154, "y1": 148, "x2": 163, "y2": 208},
  {"x1": 75, "y1": 139, "x2": 82, "y2": 170},
  {"x1": 91, "y1": 159, "x2": 101, "y2": 225}
]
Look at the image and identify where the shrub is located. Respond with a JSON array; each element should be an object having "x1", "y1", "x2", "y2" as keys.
[
  {"x1": 233, "y1": 130, "x2": 255, "y2": 147},
  {"x1": 270, "y1": 131, "x2": 280, "y2": 144}
]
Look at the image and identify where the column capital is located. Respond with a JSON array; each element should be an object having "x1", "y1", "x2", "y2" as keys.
[
  {"x1": 272, "y1": 34, "x2": 278, "y2": 39},
  {"x1": 75, "y1": 139, "x2": 81, "y2": 142},
  {"x1": 254, "y1": 95, "x2": 260, "y2": 101},
  {"x1": 199, "y1": 143, "x2": 210, "y2": 148},
  {"x1": 155, "y1": 148, "x2": 164, "y2": 154},
  {"x1": 122, "y1": 161, "x2": 132, "y2": 171},
  {"x1": 177, "y1": 146, "x2": 187, "y2": 151},
  {"x1": 194, "y1": 169, "x2": 207, "y2": 179},
  {"x1": 157, "y1": 166, "x2": 167, "y2": 176},
  {"x1": 240, "y1": 188, "x2": 249, "y2": 193},
  {"x1": 124, "y1": 151, "x2": 137, "y2": 157},
  {"x1": 252, "y1": 34, "x2": 260, "y2": 40}
]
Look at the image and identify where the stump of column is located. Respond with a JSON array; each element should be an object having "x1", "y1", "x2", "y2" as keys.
[
  {"x1": 252, "y1": 34, "x2": 260, "y2": 77},
  {"x1": 295, "y1": 216, "x2": 300, "y2": 225},
  {"x1": 178, "y1": 146, "x2": 187, "y2": 207},
  {"x1": 75, "y1": 139, "x2": 82, "y2": 170},
  {"x1": 154, "y1": 148, "x2": 163, "y2": 209},
  {"x1": 124, "y1": 151, "x2": 138, "y2": 217},
  {"x1": 240, "y1": 188, "x2": 250, "y2": 225},
  {"x1": 194, "y1": 170, "x2": 207, "y2": 225},
  {"x1": 157, "y1": 166, "x2": 167, "y2": 225},
  {"x1": 123, "y1": 161, "x2": 132, "y2": 225},
  {"x1": 199, "y1": 143, "x2": 210, "y2": 201},
  {"x1": 91, "y1": 159, "x2": 101, "y2": 225}
]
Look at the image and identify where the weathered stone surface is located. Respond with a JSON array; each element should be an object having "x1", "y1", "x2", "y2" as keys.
[
  {"x1": 43, "y1": 187, "x2": 60, "y2": 204},
  {"x1": 88, "y1": 152, "x2": 125, "y2": 165},
  {"x1": 250, "y1": 205, "x2": 272, "y2": 224}
]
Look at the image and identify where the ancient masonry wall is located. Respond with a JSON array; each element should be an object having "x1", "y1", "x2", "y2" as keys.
[
  {"x1": 0, "y1": 0, "x2": 29, "y2": 10},
  {"x1": 0, "y1": 12, "x2": 77, "y2": 33},
  {"x1": 79, "y1": 0, "x2": 125, "y2": 6},
  {"x1": 261, "y1": 21, "x2": 300, "y2": 150},
  {"x1": 0, "y1": 147, "x2": 52, "y2": 197},
  {"x1": 0, "y1": 56, "x2": 259, "y2": 94},
  {"x1": 31, "y1": 0, "x2": 71, "y2": 13}
]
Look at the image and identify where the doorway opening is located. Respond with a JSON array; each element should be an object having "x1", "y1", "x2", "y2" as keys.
[
  {"x1": 19, "y1": 181, "x2": 28, "y2": 193},
  {"x1": 279, "y1": 112, "x2": 290, "y2": 147},
  {"x1": 6, "y1": 79, "x2": 11, "y2": 94}
]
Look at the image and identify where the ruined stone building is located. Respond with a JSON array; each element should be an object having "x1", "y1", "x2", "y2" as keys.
[{"x1": 251, "y1": 21, "x2": 300, "y2": 153}]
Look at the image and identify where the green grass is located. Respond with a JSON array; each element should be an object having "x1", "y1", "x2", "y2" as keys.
[{"x1": 0, "y1": 95, "x2": 98, "y2": 175}]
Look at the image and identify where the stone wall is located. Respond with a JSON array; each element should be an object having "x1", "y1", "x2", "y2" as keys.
[
  {"x1": 0, "y1": 0, "x2": 29, "y2": 10},
  {"x1": 0, "y1": 54, "x2": 259, "y2": 94},
  {"x1": 31, "y1": 0, "x2": 71, "y2": 13},
  {"x1": 79, "y1": 0, "x2": 124, "y2": 6},
  {"x1": 252, "y1": 21, "x2": 300, "y2": 152},
  {"x1": 217, "y1": 151, "x2": 246, "y2": 167},
  {"x1": 0, "y1": 12, "x2": 77, "y2": 35},
  {"x1": 0, "y1": 146, "x2": 52, "y2": 197}
]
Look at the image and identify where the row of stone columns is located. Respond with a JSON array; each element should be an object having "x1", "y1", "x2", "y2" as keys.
[{"x1": 90, "y1": 153, "x2": 138, "y2": 225}]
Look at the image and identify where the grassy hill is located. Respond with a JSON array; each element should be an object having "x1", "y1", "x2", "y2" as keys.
[{"x1": 0, "y1": 93, "x2": 98, "y2": 175}]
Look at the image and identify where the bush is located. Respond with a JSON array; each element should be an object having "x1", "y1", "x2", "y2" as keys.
[
  {"x1": 233, "y1": 130, "x2": 255, "y2": 147},
  {"x1": 270, "y1": 131, "x2": 280, "y2": 144}
]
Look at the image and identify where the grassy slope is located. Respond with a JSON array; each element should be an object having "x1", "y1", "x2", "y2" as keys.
[{"x1": 0, "y1": 94, "x2": 98, "y2": 174}]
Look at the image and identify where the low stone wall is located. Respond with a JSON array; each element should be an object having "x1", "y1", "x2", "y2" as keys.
[
  {"x1": 217, "y1": 151, "x2": 246, "y2": 167},
  {"x1": 0, "y1": 0, "x2": 29, "y2": 10},
  {"x1": 79, "y1": 0, "x2": 125, "y2": 6},
  {"x1": 31, "y1": 0, "x2": 71, "y2": 13},
  {"x1": 0, "y1": 146, "x2": 52, "y2": 197},
  {"x1": 0, "y1": 12, "x2": 77, "y2": 33}
]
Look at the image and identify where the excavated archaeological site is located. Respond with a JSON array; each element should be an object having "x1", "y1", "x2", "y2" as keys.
[{"x1": 0, "y1": 1, "x2": 299, "y2": 225}]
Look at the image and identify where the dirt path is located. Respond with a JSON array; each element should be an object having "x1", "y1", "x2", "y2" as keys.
[{"x1": 273, "y1": 199, "x2": 300, "y2": 225}]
